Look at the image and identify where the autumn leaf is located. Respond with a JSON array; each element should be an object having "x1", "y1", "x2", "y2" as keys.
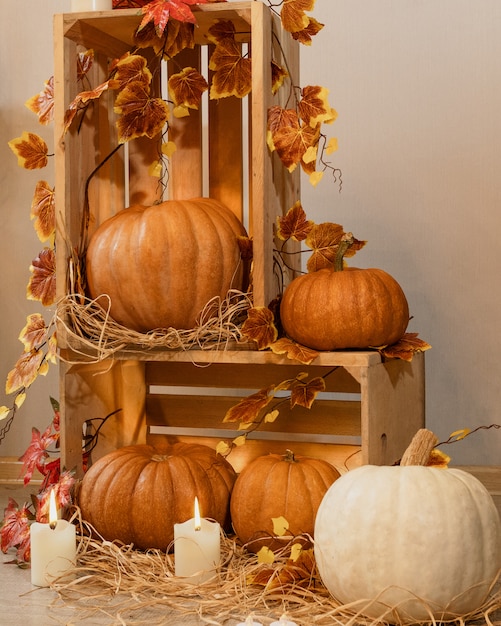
[
  {"x1": 113, "y1": 53, "x2": 152, "y2": 90},
  {"x1": 8, "y1": 132, "x2": 48, "y2": 170},
  {"x1": 272, "y1": 516, "x2": 289, "y2": 537},
  {"x1": 207, "y1": 18, "x2": 236, "y2": 44},
  {"x1": 237, "y1": 235, "x2": 253, "y2": 262},
  {"x1": 241, "y1": 307, "x2": 278, "y2": 350},
  {"x1": 5, "y1": 350, "x2": 44, "y2": 394},
  {"x1": 30, "y1": 181, "x2": 55, "y2": 242},
  {"x1": 25, "y1": 76, "x2": 54, "y2": 126},
  {"x1": 292, "y1": 16, "x2": 324, "y2": 45},
  {"x1": 290, "y1": 376, "x2": 326, "y2": 409},
  {"x1": 115, "y1": 81, "x2": 169, "y2": 142},
  {"x1": 139, "y1": 0, "x2": 207, "y2": 35},
  {"x1": 276, "y1": 201, "x2": 313, "y2": 242},
  {"x1": 77, "y1": 49, "x2": 94, "y2": 81},
  {"x1": 64, "y1": 80, "x2": 116, "y2": 133},
  {"x1": 427, "y1": 449, "x2": 450, "y2": 468},
  {"x1": 379, "y1": 332, "x2": 432, "y2": 362},
  {"x1": 256, "y1": 545, "x2": 275, "y2": 565},
  {"x1": 168, "y1": 66, "x2": 208, "y2": 109},
  {"x1": 27, "y1": 247, "x2": 56, "y2": 306},
  {"x1": 134, "y1": 18, "x2": 195, "y2": 59},
  {"x1": 223, "y1": 386, "x2": 275, "y2": 424},
  {"x1": 18, "y1": 425, "x2": 59, "y2": 486},
  {"x1": 280, "y1": 0, "x2": 315, "y2": 34},
  {"x1": 248, "y1": 547, "x2": 317, "y2": 590},
  {"x1": 18, "y1": 314, "x2": 48, "y2": 353},
  {"x1": 271, "y1": 60, "x2": 289, "y2": 94},
  {"x1": 269, "y1": 109, "x2": 319, "y2": 172},
  {"x1": 299, "y1": 85, "x2": 337, "y2": 128},
  {"x1": 270, "y1": 337, "x2": 319, "y2": 365},
  {"x1": 305, "y1": 222, "x2": 345, "y2": 271},
  {"x1": 0, "y1": 498, "x2": 32, "y2": 562},
  {"x1": 209, "y1": 37, "x2": 252, "y2": 99}
]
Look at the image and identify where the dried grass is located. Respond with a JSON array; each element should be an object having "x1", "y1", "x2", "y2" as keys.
[{"x1": 48, "y1": 511, "x2": 501, "y2": 626}]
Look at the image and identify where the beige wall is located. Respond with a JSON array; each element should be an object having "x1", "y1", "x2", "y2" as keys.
[{"x1": 1, "y1": 0, "x2": 500, "y2": 465}]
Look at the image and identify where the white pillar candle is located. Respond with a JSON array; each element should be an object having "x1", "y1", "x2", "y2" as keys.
[
  {"x1": 71, "y1": 0, "x2": 113, "y2": 11},
  {"x1": 174, "y1": 497, "x2": 220, "y2": 584},
  {"x1": 30, "y1": 490, "x2": 77, "y2": 587}
]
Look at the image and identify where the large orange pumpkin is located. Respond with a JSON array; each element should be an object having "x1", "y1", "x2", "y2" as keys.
[
  {"x1": 85, "y1": 197, "x2": 247, "y2": 332},
  {"x1": 78, "y1": 443, "x2": 236, "y2": 551},
  {"x1": 230, "y1": 450, "x2": 341, "y2": 553},
  {"x1": 280, "y1": 265, "x2": 409, "y2": 351}
]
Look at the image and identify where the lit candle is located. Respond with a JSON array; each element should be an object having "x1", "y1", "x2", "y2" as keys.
[
  {"x1": 173, "y1": 497, "x2": 220, "y2": 584},
  {"x1": 30, "y1": 489, "x2": 77, "y2": 587},
  {"x1": 71, "y1": 0, "x2": 113, "y2": 11},
  {"x1": 270, "y1": 615, "x2": 299, "y2": 626}
]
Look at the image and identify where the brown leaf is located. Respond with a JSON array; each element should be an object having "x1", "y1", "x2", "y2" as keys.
[
  {"x1": 290, "y1": 376, "x2": 326, "y2": 409},
  {"x1": 209, "y1": 37, "x2": 252, "y2": 99},
  {"x1": 113, "y1": 53, "x2": 152, "y2": 90},
  {"x1": 64, "y1": 80, "x2": 116, "y2": 133},
  {"x1": 25, "y1": 77, "x2": 54, "y2": 126},
  {"x1": 291, "y1": 16, "x2": 324, "y2": 45},
  {"x1": 305, "y1": 222, "x2": 345, "y2": 272},
  {"x1": 298, "y1": 85, "x2": 336, "y2": 128},
  {"x1": 237, "y1": 235, "x2": 253, "y2": 262},
  {"x1": 248, "y1": 547, "x2": 317, "y2": 591},
  {"x1": 27, "y1": 248, "x2": 56, "y2": 306},
  {"x1": 271, "y1": 60, "x2": 288, "y2": 94},
  {"x1": 114, "y1": 81, "x2": 169, "y2": 142},
  {"x1": 8, "y1": 132, "x2": 48, "y2": 170},
  {"x1": 77, "y1": 49, "x2": 94, "y2": 81},
  {"x1": 30, "y1": 181, "x2": 55, "y2": 243},
  {"x1": 271, "y1": 113, "x2": 318, "y2": 172},
  {"x1": 270, "y1": 337, "x2": 319, "y2": 365},
  {"x1": 241, "y1": 307, "x2": 278, "y2": 350},
  {"x1": 19, "y1": 314, "x2": 49, "y2": 353},
  {"x1": 223, "y1": 386, "x2": 275, "y2": 424},
  {"x1": 276, "y1": 201, "x2": 313, "y2": 242},
  {"x1": 280, "y1": 0, "x2": 315, "y2": 34},
  {"x1": 168, "y1": 67, "x2": 208, "y2": 109},
  {"x1": 207, "y1": 19, "x2": 236, "y2": 44},
  {"x1": 5, "y1": 350, "x2": 44, "y2": 394},
  {"x1": 427, "y1": 449, "x2": 450, "y2": 468},
  {"x1": 379, "y1": 332, "x2": 432, "y2": 362}
]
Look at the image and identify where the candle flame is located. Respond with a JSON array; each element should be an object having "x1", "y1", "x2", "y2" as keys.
[
  {"x1": 194, "y1": 496, "x2": 201, "y2": 531},
  {"x1": 49, "y1": 488, "x2": 58, "y2": 530}
]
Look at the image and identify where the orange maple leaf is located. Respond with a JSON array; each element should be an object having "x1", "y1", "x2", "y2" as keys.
[
  {"x1": 30, "y1": 181, "x2": 55, "y2": 243},
  {"x1": 8, "y1": 132, "x2": 48, "y2": 170},
  {"x1": 27, "y1": 248, "x2": 56, "y2": 307},
  {"x1": 379, "y1": 333, "x2": 432, "y2": 362},
  {"x1": 241, "y1": 307, "x2": 278, "y2": 350},
  {"x1": 114, "y1": 81, "x2": 169, "y2": 142},
  {"x1": 209, "y1": 37, "x2": 252, "y2": 99},
  {"x1": 168, "y1": 67, "x2": 208, "y2": 109},
  {"x1": 270, "y1": 337, "x2": 319, "y2": 365},
  {"x1": 223, "y1": 386, "x2": 275, "y2": 424},
  {"x1": 299, "y1": 85, "x2": 337, "y2": 128},
  {"x1": 276, "y1": 201, "x2": 313, "y2": 242},
  {"x1": 139, "y1": 0, "x2": 207, "y2": 35},
  {"x1": 77, "y1": 49, "x2": 94, "y2": 81},
  {"x1": 280, "y1": 0, "x2": 315, "y2": 34},
  {"x1": 291, "y1": 16, "x2": 324, "y2": 45},
  {"x1": 290, "y1": 376, "x2": 326, "y2": 409},
  {"x1": 113, "y1": 53, "x2": 152, "y2": 90},
  {"x1": 19, "y1": 314, "x2": 48, "y2": 353},
  {"x1": 25, "y1": 76, "x2": 54, "y2": 126},
  {"x1": 5, "y1": 350, "x2": 44, "y2": 395},
  {"x1": 64, "y1": 80, "x2": 116, "y2": 133}
]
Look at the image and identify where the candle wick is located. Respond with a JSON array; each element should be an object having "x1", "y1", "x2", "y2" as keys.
[
  {"x1": 194, "y1": 524, "x2": 201, "y2": 532},
  {"x1": 49, "y1": 520, "x2": 57, "y2": 530}
]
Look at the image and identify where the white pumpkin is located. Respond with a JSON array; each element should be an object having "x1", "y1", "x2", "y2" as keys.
[{"x1": 314, "y1": 464, "x2": 501, "y2": 624}]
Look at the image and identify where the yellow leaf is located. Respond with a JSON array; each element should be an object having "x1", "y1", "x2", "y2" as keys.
[
  {"x1": 257, "y1": 546, "x2": 275, "y2": 565},
  {"x1": 233, "y1": 434, "x2": 247, "y2": 447},
  {"x1": 264, "y1": 409, "x2": 279, "y2": 423},
  {"x1": 216, "y1": 440, "x2": 231, "y2": 456},
  {"x1": 290, "y1": 543, "x2": 303, "y2": 562},
  {"x1": 449, "y1": 428, "x2": 470, "y2": 441},
  {"x1": 272, "y1": 516, "x2": 289, "y2": 537},
  {"x1": 39, "y1": 361, "x2": 49, "y2": 377},
  {"x1": 326, "y1": 136, "x2": 338, "y2": 154},
  {"x1": 148, "y1": 160, "x2": 162, "y2": 177},
  {"x1": 0, "y1": 406, "x2": 11, "y2": 421},
  {"x1": 173, "y1": 104, "x2": 190, "y2": 118},
  {"x1": 238, "y1": 421, "x2": 253, "y2": 431},
  {"x1": 161, "y1": 141, "x2": 177, "y2": 156},
  {"x1": 14, "y1": 392, "x2": 26, "y2": 409},
  {"x1": 309, "y1": 170, "x2": 324, "y2": 187},
  {"x1": 303, "y1": 145, "x2": 317, "y2": 164}
]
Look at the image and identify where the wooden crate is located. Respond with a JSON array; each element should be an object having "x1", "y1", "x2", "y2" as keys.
[
  {"x1": 53, "y1": 6, "x2": 425, "y2": 478},
  {"x1": 53, "y1": 2, "x2": 300, "y2": 330},
  {"x1": 59, "y1": 349, "x2": 425, "y2": 476}
]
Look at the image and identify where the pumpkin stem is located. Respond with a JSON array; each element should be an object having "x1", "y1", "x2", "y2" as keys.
[
  {"x1": 334, "y1": 233, "x2": 355, "y2": 272},
  {"x1": 400, "y1": 428, "x2": 439, "y2": 466},
  {"x1": 284, "y1": 449, "x2": 296, "y2": 462}
]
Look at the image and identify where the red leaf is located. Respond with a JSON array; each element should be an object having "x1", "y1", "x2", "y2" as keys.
[
  {"x1": 18, "y1": 425, "x2": 59, "y2": 486},
  {"x1": 1, "y1": 498, "x2": 32, "y2": 561},
  {"x1": 139, "y1": 0, "x2": 208, "y2": 35}
]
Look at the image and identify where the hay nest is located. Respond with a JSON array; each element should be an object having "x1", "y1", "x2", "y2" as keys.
[
  {"x1": 55, "y1": 289, "x2": 254, "y2": 363},
  {"x1": 48, "y1": 511, "x2": 501, "y2": 626}
]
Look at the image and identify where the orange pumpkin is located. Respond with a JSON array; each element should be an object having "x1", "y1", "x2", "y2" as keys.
[
  {"x1": 230, "y1": 450, "x2": 341, "y2": 553},
  {"x1": 85, "y1": 197, "x2": 247, "y2": 332},
  {"x1": 78, "y1": 443, "x2": 236, "y2": 551},
  {"x1": 280, "y1": 265, "x2": 409, "y2": 351}
]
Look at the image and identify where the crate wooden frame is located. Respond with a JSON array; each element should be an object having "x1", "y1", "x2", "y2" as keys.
[{"x1": 53, "y1": 5, "x2": 425, "y2": 477}]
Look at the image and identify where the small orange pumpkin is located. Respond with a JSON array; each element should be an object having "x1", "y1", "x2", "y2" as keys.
[
  {"x1": 78, "y1": 443, "x2": 236, "y2": 551},
  {"x1": 230, "y1": 450, "x2": 341, "y2": 553},
  {"x1": 85, "y1": 197, "x2": 247, "y2": 332}
]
